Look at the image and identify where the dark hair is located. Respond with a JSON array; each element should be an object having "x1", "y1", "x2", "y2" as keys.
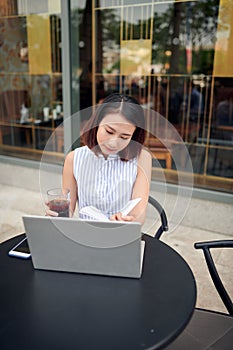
[{"x1": 82, "y1": 93, "x2": 146, "y2": 160}]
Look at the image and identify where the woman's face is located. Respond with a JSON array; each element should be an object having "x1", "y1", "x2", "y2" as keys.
[{"x1": 96, "y1": 113, "x2": 136, "y2": 157}]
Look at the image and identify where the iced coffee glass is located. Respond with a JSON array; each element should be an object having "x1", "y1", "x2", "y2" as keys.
[{"x1": 47, "y1": 188, "x2": 70, "y2": 217}]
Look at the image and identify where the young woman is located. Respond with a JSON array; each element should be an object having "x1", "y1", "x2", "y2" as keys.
[{"x1": 62, "y1": 93, "x2": 151, "y2": 224}]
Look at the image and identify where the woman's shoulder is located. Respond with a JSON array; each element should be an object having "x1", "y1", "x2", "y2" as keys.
[
  {"x1": 72, "y1": 146, "x2": 95, "y2": 166},
  {"x1": 64, "y1": 150, "x2": 75, "y2": 165},
  {"x1": 73, "y1": 145, "x2": 88, "y2": 153},
  {"x1": 65, "y1": 146, "x2": 88, "y2": 162},
  {"x1": 72, "y1": 145, "x2": 91, "y2": 158},
  {"x1": 138, "y1": 147, "x2": 152, "y2": 163},
  {"x1": 137, "y1": 147, "x2": 152, "y2": 178}
]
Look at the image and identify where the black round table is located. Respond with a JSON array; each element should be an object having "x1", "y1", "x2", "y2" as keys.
[{"x1": 0, "y1": 234, "x2": 196, "y2": 350}]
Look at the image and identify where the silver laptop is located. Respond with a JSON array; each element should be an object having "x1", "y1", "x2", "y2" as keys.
[{"x1": 23, "y1": 215, "x2": 145, "y2": 278}]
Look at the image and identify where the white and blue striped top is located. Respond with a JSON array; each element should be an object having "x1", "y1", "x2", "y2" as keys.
[{"x1": 73, "y1": 146, "x2": 138, "y2": 219}]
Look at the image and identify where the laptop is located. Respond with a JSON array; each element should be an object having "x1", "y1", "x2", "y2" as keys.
[{"x1": 22, "y1": 215, "x2": 145, "y2": 278}]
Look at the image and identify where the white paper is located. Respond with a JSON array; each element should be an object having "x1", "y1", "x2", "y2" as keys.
[
  {"x1": 79, "y1": 198, "x2": 142, "y2": 221},
  {"x1": 79, "y1": 206, "x2": 109, "y2": 221},
  {"x1": 120, "y1": 198, "x2": 142, "y2": 216}
]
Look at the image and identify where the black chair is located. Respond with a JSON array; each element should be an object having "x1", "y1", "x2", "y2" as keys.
[
  {"x1": 147, "y1": 195, "x2": 169, "y2": 239},
  {"x1": 195, "y1": 240, "x2": 233, "y2": 316},
  {"x1": 165, "y1": 239, "x2": 233, "y2": 349}
]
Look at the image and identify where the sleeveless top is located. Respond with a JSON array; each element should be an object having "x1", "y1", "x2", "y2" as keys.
[{"x1": 73, "y1": 146, "x2": 138, "y2": 219}]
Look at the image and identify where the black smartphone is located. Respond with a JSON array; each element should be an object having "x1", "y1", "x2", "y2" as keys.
[{"x1": 8, "y1": 237, "x2": 31, "y2": 259}]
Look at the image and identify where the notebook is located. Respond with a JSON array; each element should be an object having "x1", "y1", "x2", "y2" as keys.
[{"x1": 22, "y1": 215, "x2": 145, "y2": 278}]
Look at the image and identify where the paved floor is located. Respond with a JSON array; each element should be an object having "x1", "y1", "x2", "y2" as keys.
[{"x1": 1, "y1": 183, "x2": 232, "y2": 314}]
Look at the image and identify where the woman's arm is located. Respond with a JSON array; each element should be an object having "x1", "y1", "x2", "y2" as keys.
[
  {"x1": 62, "y1": 151, "x2": 78, "y2": 217},
  {"x1": 110, "y1": 148, "x2": 152, "y2": 224}
]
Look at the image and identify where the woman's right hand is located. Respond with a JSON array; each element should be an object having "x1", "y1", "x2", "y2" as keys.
[
  {"x1": 45, "y1": 208, "x2": 59, "y2": 217},
  {"x1": 45, "y1": 202, "x2": 74, "y2": 217},
  {"x1": 110, "y1": 212, "x2": 134, "y2": 222},
  {"x1": 45, "y1": 201, "x2": 58, "y2": 217}
]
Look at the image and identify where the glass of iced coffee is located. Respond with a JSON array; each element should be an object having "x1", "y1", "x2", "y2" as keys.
[{"x1": 47, "y1": 188, "x2": 70, "y2": 217}]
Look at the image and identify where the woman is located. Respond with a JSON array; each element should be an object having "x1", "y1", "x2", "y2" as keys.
[{"x1": 62, "y1": 93, "x2": 151, "y2": 224}]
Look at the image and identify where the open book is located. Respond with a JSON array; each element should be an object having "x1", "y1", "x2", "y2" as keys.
[{"x1": 79, "y1": 198, "x2": 142, "y2": 221}]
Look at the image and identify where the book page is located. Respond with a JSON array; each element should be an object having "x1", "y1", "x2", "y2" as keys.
[
  {"x1": 79, "y1": 198, "x2": 141, "y2": 221},
  {"x1": 120, "y1": 198, "x2": 142, "y2": 216},
  {"x1": 79, "y1": 206, "x2": 109, "y2": 221}
]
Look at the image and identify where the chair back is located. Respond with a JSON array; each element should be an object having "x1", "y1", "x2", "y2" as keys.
[
  {"x1": 195, "y1": 240, "x2": 233, "y2": 315},
  {"x1": 148, "y1": 195, "x2": 168, "y2": 239}
]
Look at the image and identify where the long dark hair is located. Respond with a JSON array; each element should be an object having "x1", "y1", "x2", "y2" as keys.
[{"x1": 82, "y1": 93, "x2": 146, "y2": 160}]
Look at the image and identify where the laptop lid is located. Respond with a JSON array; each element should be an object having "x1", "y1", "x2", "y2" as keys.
[{"x1": 23, "y1": 215, "x2": 145, "y2": 278}]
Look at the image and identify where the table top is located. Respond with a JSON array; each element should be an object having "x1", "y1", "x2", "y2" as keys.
[{"x1": 0, "y1": 234, "x2": 196, "y2": 350}]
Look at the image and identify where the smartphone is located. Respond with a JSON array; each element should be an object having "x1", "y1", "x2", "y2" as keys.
[{"x1": 8, "y1": 237, "x2": 31, "y2": 259}]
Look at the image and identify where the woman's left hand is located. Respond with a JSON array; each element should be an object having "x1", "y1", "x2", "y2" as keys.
[{"x1": 110, "y1": 212, "x2": 134, "y2": 221}]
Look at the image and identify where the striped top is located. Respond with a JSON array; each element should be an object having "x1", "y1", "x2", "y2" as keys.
[{"x1": 73, "y1": 146, "x2": 138, "y2": 219}]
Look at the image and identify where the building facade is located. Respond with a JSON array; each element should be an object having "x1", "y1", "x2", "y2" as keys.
[{"x1": 0, "y1": 0, "x2": 232, "y2": 194}]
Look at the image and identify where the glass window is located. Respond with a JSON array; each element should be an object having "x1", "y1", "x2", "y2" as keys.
[
  {"x1": 91, "y1": 0, "x2": 233, "y2": 193},
  {"x1": 0, "y1": 1, "x2": 63, "y2": 161},
  {"x1": 1, "y1": 0, "x2": 232, "y2": 193}
]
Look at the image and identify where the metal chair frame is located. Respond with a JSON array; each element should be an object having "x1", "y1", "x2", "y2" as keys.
[
  {"x1": 165, "y1": 239, "x2": 233, "y2": 349},
  {"x1": 148, "y1": 195, "x2": 169, "y2": 239},
  {"x1": 195, "y1": 239, "x2": 233, "y2": 316}
]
